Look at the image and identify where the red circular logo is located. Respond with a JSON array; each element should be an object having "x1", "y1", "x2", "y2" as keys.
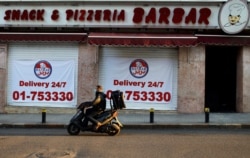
[
  {"x1": 34, "y1": 60, "x2": 52, "y2": 79},
  {"x1": 129, "y1": 59, "x2": 149, "y2": 78}
]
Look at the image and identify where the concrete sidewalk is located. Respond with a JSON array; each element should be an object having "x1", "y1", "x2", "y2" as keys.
[{"x1": 0, "y1": 110, "x2": 250, "y2": 129}]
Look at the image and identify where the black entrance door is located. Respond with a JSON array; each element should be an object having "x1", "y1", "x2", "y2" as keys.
[{"x1": 205, "y1": 46, "x2": 237, "y2": 112}]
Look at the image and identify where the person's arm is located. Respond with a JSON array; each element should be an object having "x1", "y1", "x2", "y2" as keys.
[{"x1": 92, "y1": 95, "x2": 101, "y2": 106}]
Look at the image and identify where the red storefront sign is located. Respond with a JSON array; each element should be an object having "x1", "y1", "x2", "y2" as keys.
[{"x1": 2, "y1": 7, "x2": 211, "y2": 25}]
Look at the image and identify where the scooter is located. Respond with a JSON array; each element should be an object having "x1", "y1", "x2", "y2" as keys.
[{"x1": 67, "y1": 90, "x2": 126, "y2": 136}]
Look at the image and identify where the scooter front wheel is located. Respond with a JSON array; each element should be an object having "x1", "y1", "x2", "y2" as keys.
[{"x1": 67, "y1": 123, "x2": 80, "y2": 135}]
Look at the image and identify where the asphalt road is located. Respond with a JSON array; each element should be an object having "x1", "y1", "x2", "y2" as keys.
[{"x1": 0, "y1": 128, "x2": 249, "y2": 158}]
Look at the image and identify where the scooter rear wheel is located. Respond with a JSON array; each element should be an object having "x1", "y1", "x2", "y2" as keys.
[{"x1": 67, "y1": 123, "x2": 80, "y2": 135}]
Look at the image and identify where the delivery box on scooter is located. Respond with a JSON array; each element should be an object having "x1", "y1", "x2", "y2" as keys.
[{"x1": 110, "y1": 90, "x2": 126, "y2": 110}]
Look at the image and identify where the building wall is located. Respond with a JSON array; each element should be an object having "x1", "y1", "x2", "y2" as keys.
[
  {"x1": 2, "y1": 43, "x2": 250, "y2": 113},
  {"x1": 241, "y1": 47, "x2": 250, "y2": 112},
  {"x1": 77, "y1": 44, "x2": 99, "y2": 104},
  {"x1": 0, "y1": 44, "x2": 7, "y2": 113},
  {"x1": 177, "y1": 45, "x2": 205, "y2": 113}
]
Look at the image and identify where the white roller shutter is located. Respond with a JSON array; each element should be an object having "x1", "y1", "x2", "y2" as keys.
[
  {"x1": 7, "y1": 42, "x2": 78, "y2": 107},
  {"x1": 99, "y1": 47, "x2": 178, "y2": 110}
]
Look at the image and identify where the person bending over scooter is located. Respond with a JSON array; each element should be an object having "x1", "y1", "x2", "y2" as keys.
[{"x1": 82, "y1": 85, "x2": 106, "y2": 131}]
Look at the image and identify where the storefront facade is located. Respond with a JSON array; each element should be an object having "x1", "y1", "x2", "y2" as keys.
[{"x1": 0, "y1": 0, "x2": 250, "y2": 113}]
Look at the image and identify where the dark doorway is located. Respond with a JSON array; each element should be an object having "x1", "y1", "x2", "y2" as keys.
[{"x1": 205, "y1": 46, "x2": 238, "y2": 112}]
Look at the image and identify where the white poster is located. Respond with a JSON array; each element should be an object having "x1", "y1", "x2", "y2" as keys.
[
  {"x1": 11, "y1": 60, "x2": 75, "y2": 104},
  {"x1": 104, "y1": 57, "x2": 174, "y2": 104}
]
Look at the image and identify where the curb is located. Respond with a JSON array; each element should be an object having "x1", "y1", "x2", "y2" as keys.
[
  {"x1": 1, "y1": 123, "x2": 250, "y2": 129},
  {"x1": 0, "y1": 123, "x2": 67, "y2": 129},
  {"x1": 124, "y1": 123, "x2": 250, "y2": 129}
]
